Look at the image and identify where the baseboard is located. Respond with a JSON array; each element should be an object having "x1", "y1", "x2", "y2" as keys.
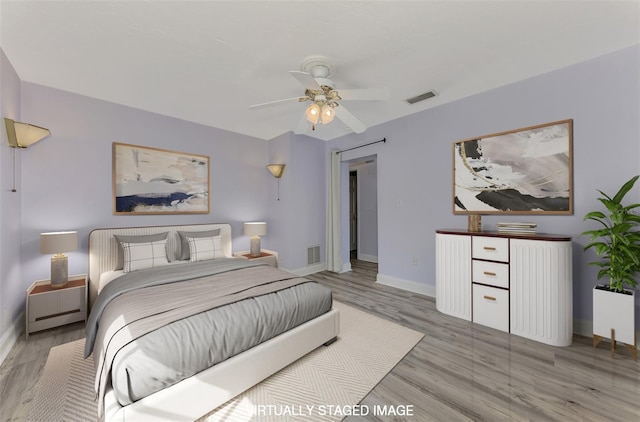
[
  {"x1": 282, "y1": 262, "x2": 327, "y2": 277},
  {"x1": 357, "y1": 253, "x2": 378, "y2": 263},
  {"x1": 0, "y1": 311, "x2": 24, "y2": 366},
  {"x1": 376, "y1": 274, "x2": 435, "y2": 298},
  {"x1": 573, "y1": 318, "x2": 593, "y2": 338}
]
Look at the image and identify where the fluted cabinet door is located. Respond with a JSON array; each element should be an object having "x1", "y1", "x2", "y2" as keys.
[
  {"x1": 436, "y1": 233, "x2": 472, "y2": 321},
  {"x1": 510, "y1": 239, "x2": 573, "y2": 346}
]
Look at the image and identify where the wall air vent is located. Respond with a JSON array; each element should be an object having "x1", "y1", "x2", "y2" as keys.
[
  {"x1": 405, "y1": 90, "x2": 438, "y2": 105},
  {"x1": 307, "y1": 245, "x2": 321, "y2": 266}
]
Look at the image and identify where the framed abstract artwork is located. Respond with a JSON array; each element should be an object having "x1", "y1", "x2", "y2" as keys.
[
  {"x1": 453, "y1": 119, "x2": 573, "y2": 215},
  {"x1": 113, "y1": 142, "x2": 210, "y2": 215}
]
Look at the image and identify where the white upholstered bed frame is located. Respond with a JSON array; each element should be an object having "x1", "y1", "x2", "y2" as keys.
[{"x1": 88, "y1": 223, "x2": 340, "y2": 421}]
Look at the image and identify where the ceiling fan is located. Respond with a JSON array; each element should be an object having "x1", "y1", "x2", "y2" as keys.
[{"x1": 249, "y1": 56, "x2": 389, "y2": 134}]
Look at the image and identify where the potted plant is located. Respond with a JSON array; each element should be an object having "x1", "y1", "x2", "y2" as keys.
[{"x1": 582, "y1": 175, "x2": 640, "y2": 357}]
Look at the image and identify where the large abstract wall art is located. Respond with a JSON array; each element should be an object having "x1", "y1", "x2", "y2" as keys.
[
  {"x1": 113, "y1": 142, "x2": 209, "y2": 215},
  {"x1": 453, "y1": 119, "x2": 573, "y2": 215}
]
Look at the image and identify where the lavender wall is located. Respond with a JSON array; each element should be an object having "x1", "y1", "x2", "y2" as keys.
[
  {"x1": 266, "y1": 132, "x2": 295, "y2": 266},
  {"x1": 19, "y1": 83, "x2": 270, "y2": 289},
  {"x1": 0, "y1": 49, "x2": 23, "y2": 350},
  {"x1": 327, "y1": 44, "x2": 640, "y2": 328},
  {"x1": 268, "y1": 132, "x2": 326, "y2": 271}
]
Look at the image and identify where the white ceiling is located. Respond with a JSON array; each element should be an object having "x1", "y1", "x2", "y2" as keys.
[{"x1": 1, "y1": 1, "x2": 638, "y2": 141}]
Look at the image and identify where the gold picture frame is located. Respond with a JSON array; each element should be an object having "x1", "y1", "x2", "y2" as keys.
[
  {"x1": 113, "y1": 142, "x2": 210, "y2": 215},
  {"x1": 453, "y1": 119, "x2": 573, "y2": 215}
]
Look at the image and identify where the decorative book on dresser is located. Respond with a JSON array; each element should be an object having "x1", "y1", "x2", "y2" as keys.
[{"x1": 435, "y1": 229, "x2": 572, "y2": 346}]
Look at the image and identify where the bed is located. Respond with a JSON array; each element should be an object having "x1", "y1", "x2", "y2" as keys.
[{"x1": 86, "y1": 223, "x2": 340, "y2": 421}]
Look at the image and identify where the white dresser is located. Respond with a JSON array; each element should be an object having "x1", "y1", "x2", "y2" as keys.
[{"x1": 436, "y1": 229, "x2": 573, "y2": 346}]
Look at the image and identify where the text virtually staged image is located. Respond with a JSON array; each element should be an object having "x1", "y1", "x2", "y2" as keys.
[{"x1": 0, "y1": 1, "x2": 639, "y2": 421}]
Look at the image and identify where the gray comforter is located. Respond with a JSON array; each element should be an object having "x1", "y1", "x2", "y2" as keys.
[{"x1": 85, "y1": 258, "x2": 332, "y2": 413}]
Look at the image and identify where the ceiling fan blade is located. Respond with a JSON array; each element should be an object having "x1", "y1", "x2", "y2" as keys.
[
  {"x1": 337, "y1": 87, "x2": 390, "y2": 101},
  {"x1": 289, "y1": 71, "x2": 321, "y2": 90},
  {"x1": 335, "y1": 105, "x2": 367, "y2": 134},
  {"x1": 293, "y1": 113, "x2": 309, "y2": 134},
  {"x1": 249, "y1": 96, "x2": 306, "y2": 110}
]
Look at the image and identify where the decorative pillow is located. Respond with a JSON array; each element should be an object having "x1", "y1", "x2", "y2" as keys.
[
  {"x1": 187, "y1": 236, "x2": 223, "y2": 262},
  {"x1": 114, "y1": 232, "x2": 169, "y2": 270},
  {"x1": 121, "y1": 239, "x2": 170, "y2": 273},
  {"x1": 177, "y1": 229, "x2": 221, "y2": 260}
]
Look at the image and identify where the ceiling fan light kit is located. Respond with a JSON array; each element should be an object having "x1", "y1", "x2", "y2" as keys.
[
  {"x1": 305, "y1": 101, "x2": 336, "y2": 125},
  {"x1": 250, "y1": 56, "x2": 388, "y2": 134}
]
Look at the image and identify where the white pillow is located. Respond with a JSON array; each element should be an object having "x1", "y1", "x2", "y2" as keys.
[
  {"x1": 121, "y1": 239, "x2": 169, "y2": 272},
  {"x1": 188, "y1": 236, "x2": 223, "y2": 262}
]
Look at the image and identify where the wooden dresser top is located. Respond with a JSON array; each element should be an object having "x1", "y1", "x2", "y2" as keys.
[{"x1": 436, "y1": 229, "x2": 571, "y2": 242}]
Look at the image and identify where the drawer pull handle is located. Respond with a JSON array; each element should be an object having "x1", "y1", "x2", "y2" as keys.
[
  {"x1": 483, "y1": 246, "x2": 497, "y2": 251},
  {"x1": 483, "y1": 271, "x2": 497, "y2": 276},
  {"x1": 483, "y1": 295, "x2": 496, "y2": 301}
]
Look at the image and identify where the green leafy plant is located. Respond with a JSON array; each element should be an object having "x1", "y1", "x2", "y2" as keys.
[{"x1": 582, "y1": 175, "x2": 640, "y2": 293}]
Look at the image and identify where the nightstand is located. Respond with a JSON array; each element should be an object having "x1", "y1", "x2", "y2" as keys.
[
  {"x1": 26, "y1": 274, "x2": 87, "y2": 339},
  {"x1": 233, "y1": 249, "x2": 278, "y2": 268}
]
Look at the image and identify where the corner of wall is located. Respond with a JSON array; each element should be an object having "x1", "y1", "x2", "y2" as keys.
[{"x1": 0, "y1": 311, "x2": 24, "y2": 365}]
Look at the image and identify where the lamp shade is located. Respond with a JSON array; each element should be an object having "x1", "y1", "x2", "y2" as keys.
[
  {"x1": 321, "y1": 104, "x2": 335, "y2": 124},
  {"x1": 266, "y1": 164, "x2": 285, "y2": 178},
  {"x1": 4, "y1": 118, "x2": 51, "y2": 148},
  {"x1": 243, "y1": 222, "x2": 267, "y2": 237},
  {"x1": 40, "y1": 231, "x2": 78, "y2": 254},
  {"x1": 305, "y1": 103, "x2": 320, "y2": 124}
]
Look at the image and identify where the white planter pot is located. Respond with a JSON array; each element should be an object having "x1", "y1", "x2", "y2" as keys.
[{"x1": 593, "y1": 286, "x2": 636, "y2": 345}]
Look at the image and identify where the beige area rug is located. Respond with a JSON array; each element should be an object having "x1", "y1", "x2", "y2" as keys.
[{"x1": 28, "y1": 302, "x2": 423, "y2": 421}]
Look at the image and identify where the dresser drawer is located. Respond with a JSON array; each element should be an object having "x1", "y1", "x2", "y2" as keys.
[
  {"x1": 473, "y1": 284, "x2": 509, "y2": 332},
  {"x1": 473, "y1": 260, "x2": 509, "y2": 288},
  {"x1": 472, "y1": 236, "x2": 509, "y2": 262}
]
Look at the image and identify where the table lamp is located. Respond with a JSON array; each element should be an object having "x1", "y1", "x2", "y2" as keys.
[
  {"x1": 243, "y1": 222, "x2": 267, "y2": 257},
  {"x1": 40, "y1": 231, "x2": 78, "y2": 289}
]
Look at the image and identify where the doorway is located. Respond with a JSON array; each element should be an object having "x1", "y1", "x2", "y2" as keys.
[
  {"x1": 347, "y1": 156, "x2": 378, "y2": 265},
  {"x1": 349, "y1": 171, "x2": 358, "y2": 259}
]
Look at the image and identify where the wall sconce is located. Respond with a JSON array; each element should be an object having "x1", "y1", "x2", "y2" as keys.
[
  {"x1": 266, "y1": 164, "x2": 286, "y2": 201},
  {"x1": 4, "y1": 118, "x2": 51, "y2": 192},
  {"x1": 40, "y1": 231, "x2": 78, "y2": 289},
  {"x1": 4, "y1": 118, "x2": 50, "y2": 148}
]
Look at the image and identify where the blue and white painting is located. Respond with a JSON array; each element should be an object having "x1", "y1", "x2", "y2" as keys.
[
  {"x1": 113, "y1": 143, "x2": 209, "y2": 214},
  {"x1": 453, "y1": 120, "x2": 572, "y2": 214}
]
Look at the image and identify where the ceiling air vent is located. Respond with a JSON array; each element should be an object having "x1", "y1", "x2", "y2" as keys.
[{"x1": 405, "y1": 90, "x2": 438, "y2": 105}]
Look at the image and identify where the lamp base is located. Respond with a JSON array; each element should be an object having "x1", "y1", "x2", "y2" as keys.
[
  {"x1": 50, "y1": 254, "x2": 69, "y2": 289},
  {"x1": 250, "y1": 236, "x2": 262, "y2": 257}
]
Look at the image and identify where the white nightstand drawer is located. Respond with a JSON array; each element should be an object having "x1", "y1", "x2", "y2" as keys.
[
  {"x1": 58, "y1": 287, "x2": 84, "y2": 313},
  {"x1": 28, "y1": 294, "x2": 59, "y2": 322},
  {"x1": 473, "y1": 260, "x2": 509, "y2": 288},
  {"x1": 473, "y1": 284, "x2": 509, "y2": 332},
  {"x1": 472, "y1": 236, "x2": 509, "y2": 262}
]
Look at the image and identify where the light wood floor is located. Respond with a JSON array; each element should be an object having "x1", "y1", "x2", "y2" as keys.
[{"x1": 1, "y1": 259, "x2": 639, "y2": 421}]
